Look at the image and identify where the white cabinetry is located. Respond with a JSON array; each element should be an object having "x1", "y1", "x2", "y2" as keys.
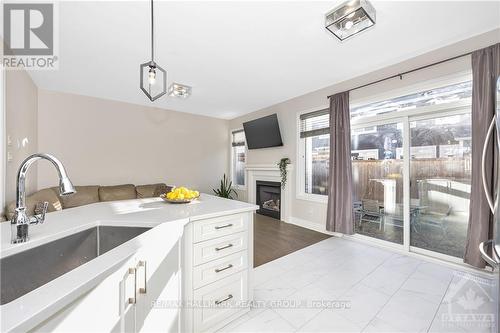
[
  {"x1": 183, "y1": 212, "x2": 253, "y2": 333},
  {"x1": 135, "y1": 223, "x2": 183, "y2": 333},
  {"x1": 32, "y1": 222, "x2": 184, "y2": 333},
  {"x1": 30, "y1": 211, "x2": 254, "y2": 333}
]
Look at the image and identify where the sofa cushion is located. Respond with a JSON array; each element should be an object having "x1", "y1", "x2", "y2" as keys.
[
  {"x1": 135, "y1": 183, "x2": 171, "y2": 198},
  {"x1": 61, "y1": 185, "x2": 100, "y2": 209},
  {"x1": 5, "y1": 187, "x2": 63, "y2": 220},
  {"x1": 99, "y1": 184, "x2": 137, "y2": 202}
]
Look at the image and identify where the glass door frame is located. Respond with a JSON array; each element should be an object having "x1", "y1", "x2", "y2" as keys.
[
  {"x1": 349, "y1": 101, "x2": 472, "y2": 264},
  {"x1": 406, "y1": 107, "x2": 472, "y2": 264},
  {"x1": 351, "y1": 116, "x2": 409, "y2": 252}
]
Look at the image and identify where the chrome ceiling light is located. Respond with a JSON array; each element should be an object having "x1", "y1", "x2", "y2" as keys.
[
  {"x1": 168, "y1": 83, "x2": 192, "y2": 99},
  {"x1": 325, "y1": 0, "x2": 376, "y2": 41},
  {"x1": 140, "y1": 0, "x2": 166, "y2": 102}
]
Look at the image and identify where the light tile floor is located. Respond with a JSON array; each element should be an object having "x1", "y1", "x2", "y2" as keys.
[{"x1": 218, "y1": 237, "x2": 497, "y2": 333}]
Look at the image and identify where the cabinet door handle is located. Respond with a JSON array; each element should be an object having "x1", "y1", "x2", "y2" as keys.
[
  {"x1": 126, "y1": 267, "x2": 137, "y2": 304},
  {"x1": 215, "y1": 223, "x2": 233, "y2": 230},
  {"x1": 137, "y1": 260, "x2": 147, "y2": 294},
  {"x1": 215, "y1": 264, "x2": 233, "y2": 273},
  {"x1": 215, "y1": 243, "x2": 233, "y2": 251},
  {"x1": 215, "y1": 294, "x2": 233, "y2": 305}
]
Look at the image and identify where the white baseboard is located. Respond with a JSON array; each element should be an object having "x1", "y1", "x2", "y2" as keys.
[{"x1": 287, "y1": 217, "x2": 343, "y2": 237}]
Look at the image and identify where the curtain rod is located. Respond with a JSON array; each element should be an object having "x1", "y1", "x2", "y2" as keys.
[{"x1": 327, "y1": 51, "x2": 472, "y2": 99}]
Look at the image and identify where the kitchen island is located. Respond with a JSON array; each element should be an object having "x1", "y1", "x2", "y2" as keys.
[{"x1": 0, "y1": 194, "x2": 257, "y2": 332}]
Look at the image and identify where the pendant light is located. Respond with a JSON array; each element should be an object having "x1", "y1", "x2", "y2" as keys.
[{"x1": 140, "y1": 0, "x2": 166, "y2": 101}]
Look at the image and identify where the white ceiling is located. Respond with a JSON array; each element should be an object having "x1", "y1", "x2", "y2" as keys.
[{"x1": 26, "y1": 1, "x2": 500, "y2": 119}]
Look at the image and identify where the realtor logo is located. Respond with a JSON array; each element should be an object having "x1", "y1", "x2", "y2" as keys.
[
  {"x1": 2, "y1": 2, "x2": 58, "y2": 69},
  {"x1": 439, "y1": 271, "x2": 495, "y2": 330}
]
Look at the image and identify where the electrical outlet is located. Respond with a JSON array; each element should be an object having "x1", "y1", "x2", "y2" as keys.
[{"x1": 7, "y1": 151, "x2": 13, "y2": 162}]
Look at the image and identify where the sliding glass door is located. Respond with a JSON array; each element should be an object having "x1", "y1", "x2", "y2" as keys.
[
  {"x1": 352, "y1": 122, "x2": 404, "y2": 244},
  {"x1": 409, "y1": 113, "x2": 472, "y2": 258},
  {"x1": 350, "y1": 80, "x2": 473, "y2": 261}
]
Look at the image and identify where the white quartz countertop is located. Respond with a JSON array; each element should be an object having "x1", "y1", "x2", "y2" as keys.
[{"x1": 0, "y1": 194, "x2": 257, "y2": 332}]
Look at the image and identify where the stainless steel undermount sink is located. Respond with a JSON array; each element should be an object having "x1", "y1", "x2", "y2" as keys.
[{"x1": 0, "y1": 226, "x2": 151, "y2": 305}]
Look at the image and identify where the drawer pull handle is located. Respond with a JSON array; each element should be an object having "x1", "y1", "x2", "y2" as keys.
[
  {"x1": 215, "y1": 223, "x2": 233, "y2": 230},
  {"x1": 137, "y1": 260, "x2": 147, "y2": 294},
  {"x1": 215, "y1": 294, "x2": 233, "y2": 305},
  {"x1": 215, "y1": 264, "x2": 233, "y2": 273},
  {"x1": 127, "y1": 267, "x2": 137, "y2": 305},
  {"x1": 215, "y1": 243, "x2": 233, "y2": 251}
]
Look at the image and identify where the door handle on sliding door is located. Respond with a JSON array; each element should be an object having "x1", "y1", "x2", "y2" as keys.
[
  {"x1": 479, "y1": 239, "x2": 499, "y2": 267},
  {"x1": 481, "y1": 116, "x2": 497, "y2": 213}
]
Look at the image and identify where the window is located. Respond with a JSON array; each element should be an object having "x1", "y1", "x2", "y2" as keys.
[
  {"x1": 350, "y1": 81, "x2": 472, "y2": 120},
  {"x1": 296, "y1": 79, "x2": 473, "y2": 209},
  {"x1": 351, "y1": 79, "x2": 472, "y2": 260},
  {"x1": 296, "y1": 77, "x2": 472, "y2": 261},
  {"x1": 231, "y1": 129, "x2": 246, "y2": 188},
  {"x1": 298, "y1": 109, "x2": 330, "y2": 197}
]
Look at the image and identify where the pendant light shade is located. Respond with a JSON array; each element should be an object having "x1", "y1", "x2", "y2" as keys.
[
  {"x1": 140, "y1": 61, "x2": 167, "y2": 101},
  {"x1": 140, "y1": 0, "x2": 166, "y2": 101}
]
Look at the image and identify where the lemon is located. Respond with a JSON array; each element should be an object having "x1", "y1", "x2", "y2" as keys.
[{"x1": 165, "y1": 186, "x2": 199, "y2": 201}]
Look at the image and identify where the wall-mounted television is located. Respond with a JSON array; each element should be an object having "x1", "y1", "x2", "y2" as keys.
[{"x1": 243, "y1": 114, "x2": 283, "y2": 150}]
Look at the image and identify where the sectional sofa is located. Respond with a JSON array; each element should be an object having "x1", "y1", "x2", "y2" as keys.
[{"x1": 2, "y1": 183, "x2": 173, "y2": 222}]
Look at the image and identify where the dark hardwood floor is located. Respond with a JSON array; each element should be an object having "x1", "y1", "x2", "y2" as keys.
[{"x1": 254, "y1": 213, "x2": 331, "y2": 267}]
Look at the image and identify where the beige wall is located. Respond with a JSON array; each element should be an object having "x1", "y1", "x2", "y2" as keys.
[
  {"x1": 3, "y1": 74, "x2": 230, "y2": 207},
  {"x1": 5, "y1": 69, "x2": 38, "y2": 204},
  {"x1": 229, "y1": 29, "x2": 500, "y2": 230},
  {"x1": 36, "y1": 90, "x2": 229, "y2": 194}
]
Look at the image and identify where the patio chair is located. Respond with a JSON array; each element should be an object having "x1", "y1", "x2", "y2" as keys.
[{"x1": 359, "y1": 199, "x2": 384, "y2": 230}]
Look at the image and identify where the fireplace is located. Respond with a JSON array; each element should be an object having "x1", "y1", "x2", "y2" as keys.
[{"x1": 256, "y1": 181, "x2": 281, "y2": 219}]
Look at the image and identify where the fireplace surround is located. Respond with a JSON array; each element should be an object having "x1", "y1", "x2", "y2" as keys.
[
  {"x1": 246, "y1": 164, "x2": 292, "y2": 222},
  {"x1": 256, "y1": 181, "x2": 281, "y2": 219}
]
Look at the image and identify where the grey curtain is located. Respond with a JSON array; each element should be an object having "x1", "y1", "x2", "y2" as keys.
[
  {"x1": 464, "y1": 43, "x2": 500, "y2": 268},
  {"x1": 326, "y1": 91, "x2": 354, "y2": 234}
]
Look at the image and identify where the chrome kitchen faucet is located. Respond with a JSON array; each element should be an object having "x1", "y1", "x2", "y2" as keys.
[{"x1": 11, "y1": 153, "x2": 76, "y2": 244}]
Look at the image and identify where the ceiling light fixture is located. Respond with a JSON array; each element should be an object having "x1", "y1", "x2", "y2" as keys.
[
  {"x1": 168, "y1": 83, "x2": 192, "y2": 99},
  {"x1": 140, "y1": 0, "x2": 167, "y2": 102},
  {"x1": 325, "y1": 0, "x2": 376, "y2": 41}
]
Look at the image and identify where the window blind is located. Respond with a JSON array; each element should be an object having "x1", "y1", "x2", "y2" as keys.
[
  {"x1": 299, "y1": 109, "x2": 330, "y2": 138},
  {"x1": 232, "y1": 129, "x2": 246, "y2": 147}
]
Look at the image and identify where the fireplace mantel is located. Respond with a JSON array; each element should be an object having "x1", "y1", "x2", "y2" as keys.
[
  {"x1": 246, "y1": 164, "x2": 293, "y2": 171},
  {"x1": 245, "y1": 164, "x2": 293, "y2": 222}
]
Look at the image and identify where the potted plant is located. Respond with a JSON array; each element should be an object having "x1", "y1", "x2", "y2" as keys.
[
  {"x1": 213, "y1": 174, "x2": 238, "y2": 199},
  {"x1": 277, "y1": 158, "x2": 291, "y2": 189}
]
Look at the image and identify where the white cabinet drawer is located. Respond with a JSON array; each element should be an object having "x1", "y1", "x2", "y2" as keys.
[
  {"x1": 193, "y1": 214, "x2": 248, "y2": 243},
  {"x1": 193, "y1": 251, "x2": 248, "y2": 289},
  {"x1": 193, "y1": 231, "x2": 248, "y2": 266},
  {"x1": 193, "y1": 271, "x2": 248, "y2": 332}
]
